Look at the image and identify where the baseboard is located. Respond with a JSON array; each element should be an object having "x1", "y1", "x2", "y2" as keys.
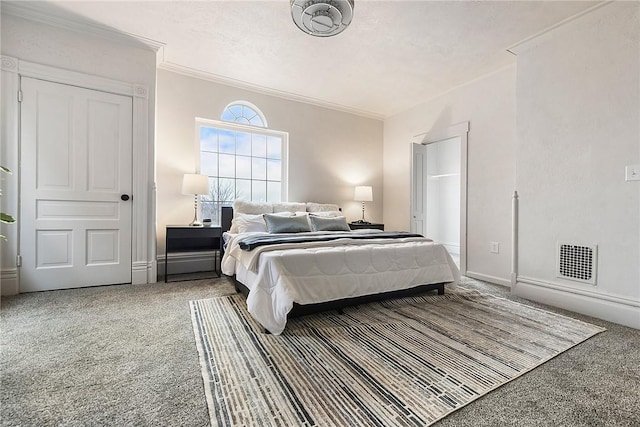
[
  {"x1": 515, "y1": 276, "x2": 640, "y2": 329},
  {"x1": 0, "y1": 268, "x2": 19, "y2": 296},
  {"x1": 1, "y1": 264, "x2": 156, "y2": 292},
  {"x1": 132, "y1": 261, "x2": 154, "y2": 285},
  {"x1": 465, "y1": 271, "x2": 511, "y2": 288},
  {"x1": 148, "y1": 260, "x2": 158, "y2": 284},
  {"x1": 157, "y1": 251, "x2": 217, "y2": 279}
]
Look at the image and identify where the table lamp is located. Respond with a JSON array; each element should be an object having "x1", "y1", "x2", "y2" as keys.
[
  {"x1": 354, "y1": 185, "x2": 373, "y2": 224},
  {"x1": 182, "y1": 173, "x2": 209, "y2": 226}
]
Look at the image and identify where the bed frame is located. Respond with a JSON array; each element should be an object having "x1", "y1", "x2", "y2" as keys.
[{"x1": 220, "y1": 206, "x2": 445, "y2": 320}]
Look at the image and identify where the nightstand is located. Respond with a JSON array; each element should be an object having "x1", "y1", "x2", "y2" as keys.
[
  {"x1": 349, "y1": 222, "x2": 385, "y2": 231},
  {"x1": 164, "y1": 226, "x2": 222, "y2": 282}
]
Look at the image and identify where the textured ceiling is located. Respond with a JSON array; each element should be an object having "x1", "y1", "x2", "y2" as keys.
[{"x1": 12, "y1": 1, "x2": 600, "y2": 118}]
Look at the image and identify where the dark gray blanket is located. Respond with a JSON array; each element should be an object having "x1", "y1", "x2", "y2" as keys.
[{"x1": 238, "y1": 231, "x2": 425, "y2": 251}]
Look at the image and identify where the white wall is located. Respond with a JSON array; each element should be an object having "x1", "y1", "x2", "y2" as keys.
[
  {"x1": 156, "y1": 69, "x2": 383, "y2": 255},
  {"x1": 0, "y1": 14, "x2": 157, "y2": 99},
  {"x1": 513, "y1": 2, "x2": 640, "y2": 328},
  {"x1": 384, "y1": 66, "x2": 517, "y2": 285}
]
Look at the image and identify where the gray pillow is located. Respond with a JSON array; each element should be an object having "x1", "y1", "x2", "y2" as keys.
[
  {"x1": 263, "y1": 213, "x2": 311, "y2": 233},
  {"x1": 309, "y1": 215, "x2": 351, "y2": 232}
]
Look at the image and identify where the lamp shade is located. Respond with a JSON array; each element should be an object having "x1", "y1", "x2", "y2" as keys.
[
  {"x1": 181, "y1": 174, "x2": 209, "y2": 195},
  {"x1": 354, "y1": 185, "x2": 373, "y2": 202}
]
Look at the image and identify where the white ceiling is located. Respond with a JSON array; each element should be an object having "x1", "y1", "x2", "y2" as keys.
[{"x1": 10, "y1": 1, "x2": 600, "y2": 118}]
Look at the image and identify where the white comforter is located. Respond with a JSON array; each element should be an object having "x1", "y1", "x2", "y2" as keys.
[{"x1": 222, "y1": 231, "x2": 460, "y2": 334}]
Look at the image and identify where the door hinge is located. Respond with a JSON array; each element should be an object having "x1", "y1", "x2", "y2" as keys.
[
  {"x1": 17, "y1": 89, "x2": 23, "y2": 102},
  {"x1": 16, "y1": 255, "x2": 22, "y2": 267}
]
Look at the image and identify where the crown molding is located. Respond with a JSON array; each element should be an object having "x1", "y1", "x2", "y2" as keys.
[
  {"x1": 506, "y1": 1, "x2": 612, "y2": 55},
  {"x1": 158, "y1": 62, "x2": 385, "y2": 121},
  {"x1": 1, "y1": 1, "x2": 165, "y2": 52}
]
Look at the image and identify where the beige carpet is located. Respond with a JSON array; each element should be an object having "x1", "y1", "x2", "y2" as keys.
[{"x1": 190, "y1": 287, "x2": 605, "y2": 427}]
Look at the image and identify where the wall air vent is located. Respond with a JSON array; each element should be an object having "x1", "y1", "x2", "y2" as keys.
[{"x1": 556, "y1": 242, "x2": 597, "y2": 285}]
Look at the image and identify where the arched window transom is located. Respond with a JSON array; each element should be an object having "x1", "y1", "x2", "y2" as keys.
[{"x1": 221, "y1": 101, "x2": 267, "y2": 128}]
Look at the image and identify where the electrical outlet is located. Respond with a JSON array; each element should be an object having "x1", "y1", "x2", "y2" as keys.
[
  {"x1": 490, "y1": 242, "x2": 500, "y2": 254},
  {"x1": 626, "y1": 165, "x2": 640, "y2": 181}
]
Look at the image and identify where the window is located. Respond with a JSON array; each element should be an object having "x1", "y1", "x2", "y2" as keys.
[
  {"x1": 221, "y1": 101, "x2": 267, "y2": 127},
  {"x1": 197, "y1": 103, "x2": 287, "y2": 225}
]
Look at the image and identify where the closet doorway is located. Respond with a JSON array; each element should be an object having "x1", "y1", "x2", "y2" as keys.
[{"x1": 411, "y1": 122, "x2": 468, "y2": 273}]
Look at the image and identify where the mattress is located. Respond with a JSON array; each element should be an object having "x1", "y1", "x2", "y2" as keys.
[{"x1": 222, "y1": 231, "x2": 460, "y2": 335}]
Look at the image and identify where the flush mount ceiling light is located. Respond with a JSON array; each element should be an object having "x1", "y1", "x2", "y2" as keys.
[{"x1": 290, "y1": 0, "x2": 355, "y2": 37}]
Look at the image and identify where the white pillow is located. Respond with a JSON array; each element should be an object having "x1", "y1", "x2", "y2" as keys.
[
  {"x1": 230, "y1": 200, "x2": 273, "y2": 233},
  {"x1": 232, "y1": 200, "x2": 273, "y2": 215},
  {"x1": 308, "y1": 210, "x2": 342, "y2": 218},
  {"x1": 233, "y1": 211, "x2": 294, "y2": 234},
  {"x1": 306, "y1": 202, "x2": 340, "y2": 212},
  {"x1": 233, "y1": 213, "x2": 267, "y2": 234},
  {"x1": 272, "y1": 202, "x2": 306, "y2": 213}
]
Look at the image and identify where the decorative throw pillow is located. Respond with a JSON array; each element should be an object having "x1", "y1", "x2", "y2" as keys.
[
  {"x1": 263, "y1": 213, "x2": 311, "y2": 233},
  {"x1": 309, "y1": 215, "x2": 351, "y2": 232}
]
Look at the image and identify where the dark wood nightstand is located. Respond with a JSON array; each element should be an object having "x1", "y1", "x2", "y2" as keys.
[
  {"x1": 164, "y1": 225, "x2": 221, "y2": 282},
  {"x1": 349, "y1": 222, "x2": 385, "y2": 231}
]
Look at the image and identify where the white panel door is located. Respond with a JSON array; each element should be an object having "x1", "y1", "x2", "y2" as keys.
[{"x1": 20, "y1": 77, "x2": 133, "y2": 291}]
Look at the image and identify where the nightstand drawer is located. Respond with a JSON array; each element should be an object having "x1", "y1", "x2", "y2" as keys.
[{"x1": 349, "y1": 222, "x2": 384, "y2": 231}]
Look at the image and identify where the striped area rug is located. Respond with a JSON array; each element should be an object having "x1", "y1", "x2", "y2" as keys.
[{"x1": 190, "y1": 288, "x2": 605, "y2": 426}]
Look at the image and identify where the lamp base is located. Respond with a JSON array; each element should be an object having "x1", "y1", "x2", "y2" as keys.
[
  {"x1": 188, "y1": 204, "x2": 202, "y2": 226},
  {"x1": 357, "y1": 201, "x2": 371, "y2": 224}
]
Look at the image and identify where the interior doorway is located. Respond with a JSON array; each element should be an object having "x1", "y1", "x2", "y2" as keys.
[
  {"x1": 426, "y1": 137, "x2": 461, "y2": 265},
  {"x1": 411, "y1": 122, "x2": 468, "y2": 273}
]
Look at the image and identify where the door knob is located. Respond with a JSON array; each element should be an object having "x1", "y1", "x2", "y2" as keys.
[{"x1": 121, "y1": 194, "x2": 130, "y2": 201}]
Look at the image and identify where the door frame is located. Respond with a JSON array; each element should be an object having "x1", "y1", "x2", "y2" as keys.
[
  {"x1": 411, "y1": 121, "x2": 469, "y2": 274},
  {"x1": 0, "y1": 56, "x2": 155, "y2": 294}
]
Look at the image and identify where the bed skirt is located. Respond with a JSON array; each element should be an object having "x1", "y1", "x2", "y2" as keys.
[{"x1": 229, "y1": 275, "x2": 445, "y2": 321}]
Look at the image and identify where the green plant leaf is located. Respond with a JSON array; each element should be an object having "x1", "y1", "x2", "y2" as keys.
[{"x1": 1, "y1": 213, "x2": 16, "y2": 224}]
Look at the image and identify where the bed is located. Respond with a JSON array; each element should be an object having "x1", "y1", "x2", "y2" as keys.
[{"x1": 220, "y1": 201, "x2": 460, "y2": 334}]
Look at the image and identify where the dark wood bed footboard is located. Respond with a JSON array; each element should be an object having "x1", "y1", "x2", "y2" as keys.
[{"x1": 230, "y1": 275, "x2": 445, "y2": 319}]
